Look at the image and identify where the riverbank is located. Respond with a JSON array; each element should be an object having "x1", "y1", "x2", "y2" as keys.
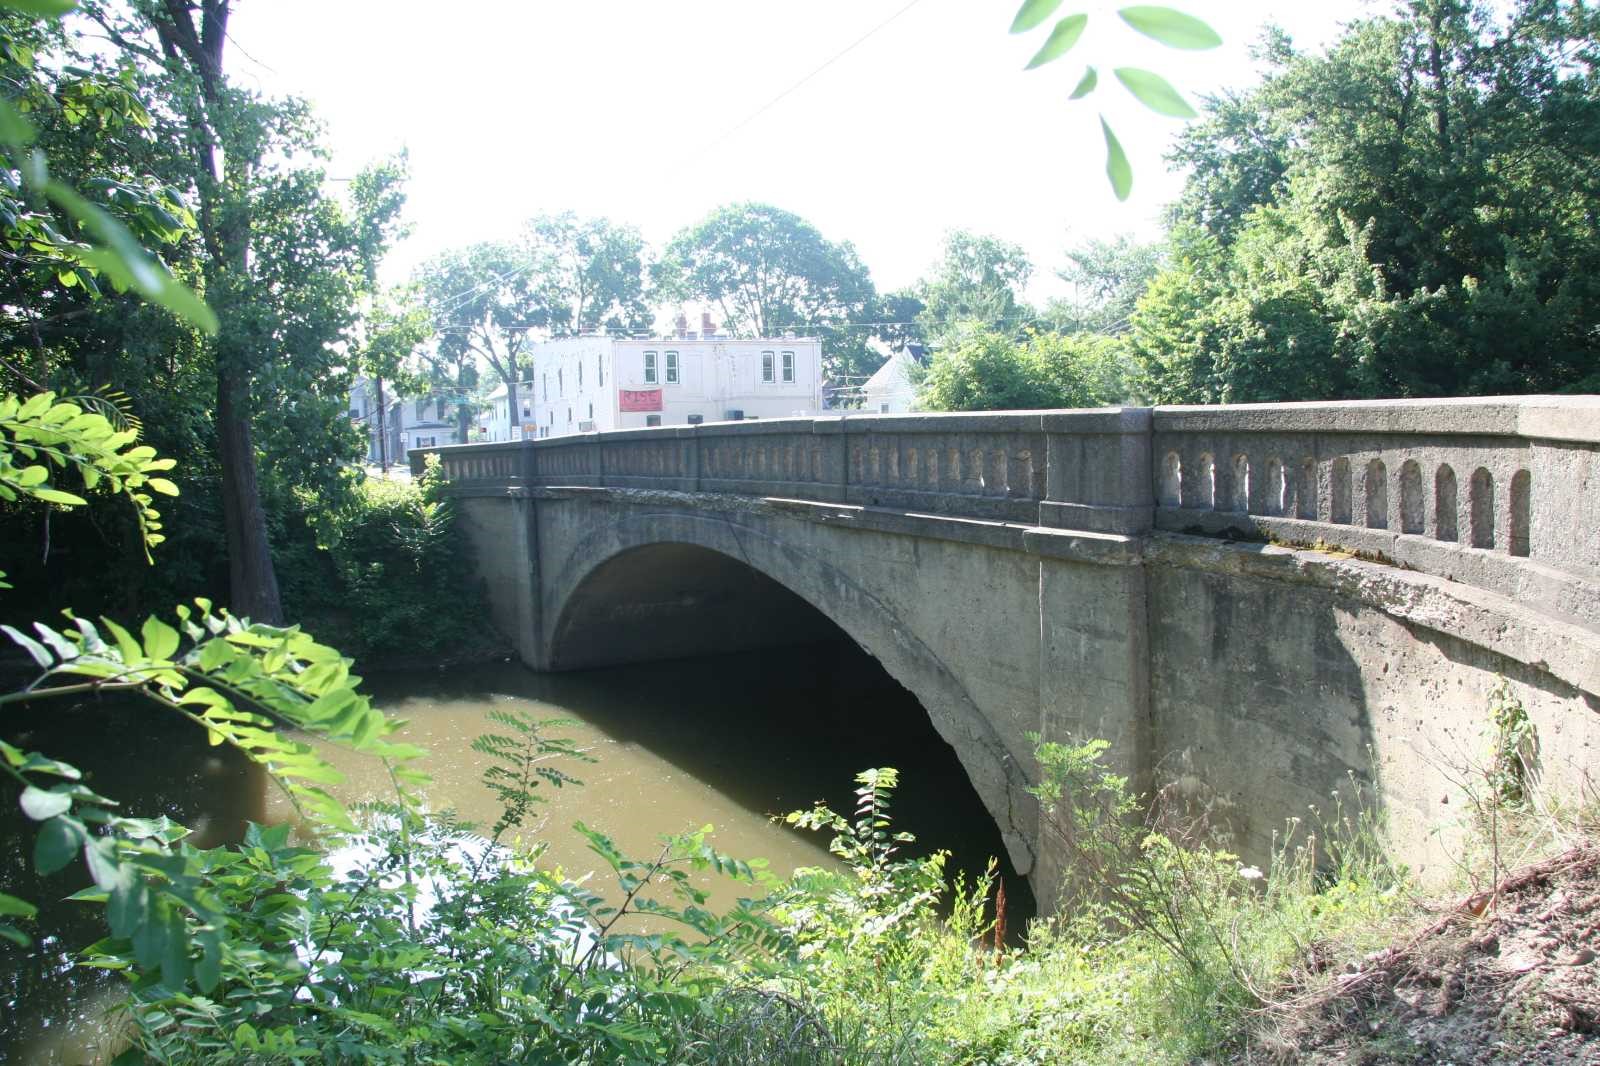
[{"x1": 1254, "y1": 839, "x2": 1600, "y2": 1065}]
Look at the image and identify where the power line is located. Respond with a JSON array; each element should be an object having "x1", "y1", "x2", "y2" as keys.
[
  {"x1": 705, "y1": 0, "x2": 929, "y2": 151},
  {"x1": 426, "y1": 260, "x2": 544, "y2": 320}
]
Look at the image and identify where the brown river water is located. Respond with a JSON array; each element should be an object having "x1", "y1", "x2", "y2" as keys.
[{"x1": 1, "y1": 641, "x2": 1030, "y2": 1063}]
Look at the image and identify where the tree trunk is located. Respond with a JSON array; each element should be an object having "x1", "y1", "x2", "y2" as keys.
[
  {"x1": 376, "y1": 376, "x2": 388, "y2": 471},
  {"x1": 152, "y1": 0, "x2": 284, "y2": 624},
  {"x1": 217, "y1": 362, "x2": 283, "y2": 622},
  {"x1": 507, "y1": 376, "x2": 521, "y2": 441}
]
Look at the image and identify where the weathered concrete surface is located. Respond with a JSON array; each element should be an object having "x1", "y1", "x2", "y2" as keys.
[
  {"x1": 425, "y1": 398, "x2": 1600, "y2": 909},
  {"x1": 531, "y1": 493, "x2": 1063, "y2": 875},
  {"x1": 1147, "y1": 537, "x2": 1600, "y2": 881}
]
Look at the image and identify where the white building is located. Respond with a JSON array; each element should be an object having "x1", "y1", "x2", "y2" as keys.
[
  {"x1": 481, "y1": 320, "x2": 825, "y2": 440},
  {"x1": 861, "y1": 344, "x2": 927, "y2": 414},
  {"x1": 482, "y1": 380, "x2": 536, "y2": 443},
  {"x1": 349, "y1": 377, "x2": 463, "y2": 465}
]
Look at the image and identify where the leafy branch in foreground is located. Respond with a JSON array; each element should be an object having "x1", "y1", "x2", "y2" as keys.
[
  {"x1": 0, "y1": 600, "x2": 427, "y2": 975},
  {"x1": 0, "y1": 390, "x2": 177, "y2": 571},
  {"x1": 1010, "y1": 3, "x2": 1221, "y2": 199},
  {"x1": 3, "y1": 601, "x2": 428, "y2": 827},
  {"x1": 0, "y1": 0, "x2": 218, "y2": 333}
]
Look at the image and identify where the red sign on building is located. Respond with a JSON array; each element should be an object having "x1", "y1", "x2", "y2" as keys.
[{"x1": 619, "y1": 388, "x2": 663, "y2": 413}]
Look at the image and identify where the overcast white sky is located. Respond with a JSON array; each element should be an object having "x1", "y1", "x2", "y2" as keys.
[{"x1": 227, "y1": 1, "x2": 1376, "y2": 304}]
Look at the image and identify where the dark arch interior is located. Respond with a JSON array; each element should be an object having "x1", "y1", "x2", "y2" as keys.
[
  {"x1": 551, "y1": 542, "x2": 841, "y2": 670},
  {"x1": 548, "y1": 542, "x2": 1037, "y2": 925}
]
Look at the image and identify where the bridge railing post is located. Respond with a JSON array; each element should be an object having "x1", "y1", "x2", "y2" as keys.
[{"x1": 1038, "y1": 407, "x2": 1154, "y2": 536}]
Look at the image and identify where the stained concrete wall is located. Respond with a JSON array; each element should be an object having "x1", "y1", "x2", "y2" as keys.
[{"x1": 1147, "y1": 537, "x2": 1600, "y2": 883}]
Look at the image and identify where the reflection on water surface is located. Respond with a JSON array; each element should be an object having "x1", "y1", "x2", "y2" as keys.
[{"x1": 1, "y1": 640, "x2": 1030, "y2": 1063}]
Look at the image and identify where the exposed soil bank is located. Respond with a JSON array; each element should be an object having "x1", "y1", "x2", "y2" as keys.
[{"x1": 1257, "y1": 842, "x2": 1600, "y2": 1064}]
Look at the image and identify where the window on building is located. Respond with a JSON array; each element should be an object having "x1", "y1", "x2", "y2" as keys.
[
  {"x1": 588, "y1": 402, "x2": 593, "y2": 419},
  {"x1": 761, "y1": 350, "x2": 775, "y2": 383},
  {"x1": 415, "y1": 399, "x2": 426, "y2": 419},
  {"x1": 880, "y1": 403, "x2": 890, "y2": 413},
  {"x1": 436, "y1": 397, "x2": 446, "y2": 420},
  {"x1": 567, "y1": 407, "x2": 572, "y2": 423},
  {"x1": 558, "y1": 369, "x2": 564, "y2": 395},
  {"x1": 665, "y1": 350, "x2": 679, "y2": 384},
  {"x1": 597, "y1": 355, "x2": 604, "y2": 387},
  {"x1": 543, "y1": 373, "x2": 548, "y2": 401},
  {"x1": 521, "y1": 400, "x2": 530, "y2": 418},
  {"x1": 578, "y1": 362, "x2": 583, "y2": 389},
  {"x1": 781, "y1": 350, "x2": 795, "y2": 383},
  {"x1": 646, "y1": 414, "x2": 661, "y2": 427},
  {"x1": 644, "y1": 350, "x2": 658, "y2": 384}
]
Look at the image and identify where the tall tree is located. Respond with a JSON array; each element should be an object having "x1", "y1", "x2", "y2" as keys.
[
  {"x1": 1047, "y1": 234, "x2": 1164, "y2": 335},
  {"x1": 8, "y1": 4, "x2": 411, "y2": 619},
  {"x1": 416, "y1": 241, "x2": 550, "y2": 439},
  {"x1": 1136, "y1": 0, "x2": 1600, "y2": 401},
  {"x1": 352, "y1": 287, "x2": 431, "y2": 469},
  {"x1": 870, "y1": 290, "x2": 928, "y2": 355},
  {"x1": 657, "y1": 203, "x2": 877, "y2": 382},
  {"x1": 914, "y1": 231, "x2": 1034, "y2": 342},
  {"x1": 141, "y1": 1, "x2": 286, "y2": 621},
  {"x1": 526, "y1": 212, "x2": 651, "y2": 336}
]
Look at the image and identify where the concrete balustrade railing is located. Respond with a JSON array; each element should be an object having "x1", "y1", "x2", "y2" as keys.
[
  {"x1": 413, "y1": 396, "x2": 1600, "y2": 626},
  {"x1": 1151, "y1": 397, "x2": 1600, "y2": 627}
]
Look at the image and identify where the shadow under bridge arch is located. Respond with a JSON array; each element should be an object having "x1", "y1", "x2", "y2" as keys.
[{"x1": 542, "y1": 511, "x2": 1038, "y2": 877}]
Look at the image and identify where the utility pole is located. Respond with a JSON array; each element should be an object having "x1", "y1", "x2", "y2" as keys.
[{"x1": 376, "y1": 377, "x2": 389, "y2": 472}]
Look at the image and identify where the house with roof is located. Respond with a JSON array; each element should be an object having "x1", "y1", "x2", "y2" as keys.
[
  {"x1": 861, "y1": 343, "x2": 928, "y2": 414},
  {"x1": 349, "y1": 377, "x2": 464, "y2": 467}
]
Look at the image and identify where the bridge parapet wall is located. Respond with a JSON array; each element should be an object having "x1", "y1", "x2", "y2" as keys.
[
  {"x1": 1152, "y1": 397, "x2": 1600, "y2": 628},
  {"x1": 414, "y1": 408, "x2": 1156, "y2": 534},
  {"x1": 412, "y1": 396, "x2": 1600, "y2": 626}
]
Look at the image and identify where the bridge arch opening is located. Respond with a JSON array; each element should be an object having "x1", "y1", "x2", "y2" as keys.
[{"x1": 547, "y1": 540, "x2": 1037, "y2": 920}]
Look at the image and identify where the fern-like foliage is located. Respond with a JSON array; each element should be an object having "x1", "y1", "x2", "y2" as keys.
[{"x1": 471, "y1": 708, "x2": 595, "y2": 844}]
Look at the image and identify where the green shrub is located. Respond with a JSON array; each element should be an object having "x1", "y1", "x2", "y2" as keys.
[{"x1": 276, "y1": 462, "x2": 481, "y2": 665}]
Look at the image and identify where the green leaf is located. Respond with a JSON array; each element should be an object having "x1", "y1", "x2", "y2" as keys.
[
  {"x1": 1024, "y1": 13, "x2": 1088, "y2": 70},
  {"x1": 1010, "y1": 0, "x2": 1065, "y2": 34},
  {"x1": 34, "y1": 815, "x2": 84, "y2": 875},
  {"x1": 44, "y1": 182, "x2": 218, "y2": 335},
  {"x1": 1100, "y1": 117, "x2": 1132, "y2": 200},
  {"x1": 145, "y1": 477, "x2": 178, "y2": 496},
  {"x1": 0, "y1": 892, "x2": 37, "y2": 919},
  {"x1": 1069, "y1": 66, "x2": 1098, "y2": 99},
  {"x1": 0, "y1": 98, "x2": 35, "y2": 146},
  {"x1": 0, "y1": 0, "x2": 79, "y2": 15},
  {"x1": 101, "y1": 618, "x2": 143, "y2": 663},
  {"x1": 1, "y1": 624, "x2": 53, "y2": 668},
  {"x1": 1113, "y1": 67, "x2": 1197, "y2": 117},
  {"x1": 195, "y1": 927, "x2": 222, "y2": 992},
  {"x1": 1117, "y1": 6, "x2": 1221, "y2": 49},
  {"x1": 30, "y1": 487, "x2": 87, "y2": 506},
  {"x1": 19, "y1": 786, "x2": 72, "y2": 821},
  {"x1": 141, "y1": 616, "x2": 180, "y2": 660}
]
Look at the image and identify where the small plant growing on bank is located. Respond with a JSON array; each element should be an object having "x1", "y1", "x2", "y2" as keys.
[{"x1": 1487, "y1": 679, "x2": 1538, "y2": 810}]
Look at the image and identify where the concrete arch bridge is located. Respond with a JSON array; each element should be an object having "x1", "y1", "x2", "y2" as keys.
[{"x1": 414, "y1": 398, "x2": 1600, "y2": 903}]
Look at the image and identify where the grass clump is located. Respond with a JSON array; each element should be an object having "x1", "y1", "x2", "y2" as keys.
[{"x1": 674, "y1": 743, "x2": 1413, "y2": 1065}]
